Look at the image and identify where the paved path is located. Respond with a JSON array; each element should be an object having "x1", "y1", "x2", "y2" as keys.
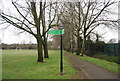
[{"x1": 64, "y1": 52, "x2": 119, "y2": 80}]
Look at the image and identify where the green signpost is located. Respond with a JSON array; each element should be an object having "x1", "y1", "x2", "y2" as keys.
[
  {"x1": 48, "y1": 29, "x2": 64, "y2": 35},
  {"x1": 48, "y1": 25, "x2": 64, "y2": 75}
]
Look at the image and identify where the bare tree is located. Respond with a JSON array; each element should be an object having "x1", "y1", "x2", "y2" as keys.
[
  {"x1": 78, "y1": 0, "x2": 117, "y2": 55},
  {"x1": 42, "y1": 1, "x2": 58, "y2": 58},
  {"x1": 0, "y1": 1, "x2": 57, "y2": 62}
]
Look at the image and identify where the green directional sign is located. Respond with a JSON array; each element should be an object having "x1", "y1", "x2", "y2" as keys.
[{"x1": 48, "y1": 29, "x2": 64, "y2": 35}]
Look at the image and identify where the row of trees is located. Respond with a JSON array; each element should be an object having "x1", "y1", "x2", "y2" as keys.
[
  {"x1": 0, "y1": 0, "x2": 117, "y2": 62},
  {"x1": 59, "y1": 1, "x2": 117, "y2": 55}
]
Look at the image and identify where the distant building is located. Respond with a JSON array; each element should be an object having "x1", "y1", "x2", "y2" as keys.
[
  {"x1": 118, "y1": 40, "x2": 120, "y2": 43},
  {"x1": 50, "y1": 26, "x2": 60, "y2": 49},
  {"x1": 108, "y1": 38, "x2": 117, "y2": 44}
]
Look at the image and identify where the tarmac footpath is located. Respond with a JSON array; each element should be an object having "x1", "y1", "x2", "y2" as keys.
[{"x1": 64, "y1": 52, "x2": 119, "y2": 81}]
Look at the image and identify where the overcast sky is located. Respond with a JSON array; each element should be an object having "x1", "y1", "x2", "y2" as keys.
[{"x1": 0, "y1": 0, "x2": 119, "y2": 44}]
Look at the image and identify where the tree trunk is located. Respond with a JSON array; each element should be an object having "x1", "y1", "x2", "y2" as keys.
[
  {"x1": 76, "y1": 2, "x2": 81, "y2": 55},
  {"x1": 76, "y1": 32, "x2": 81, "y2": 55},
  {"x1": 37, "y1": 37, "x2": 44, "y2": 62},
  {"x1": 69, "y1": 42, "x2": 72, "y2": 52},
  {"x1": 43, "y1": 38, "x2": 49, "y2": 58},
  {"x1": 81, "y1": 38, "x2": 86, "y2": 56},
  {"x1": 71, "y1": 35, "x2": 75, "y2": 53},
  {"x1": 42, "y1": 3, "x2": 49, "y2": 58},
  {"x1": 71, "y1": 40, "x2": 75, "y2": 53}
]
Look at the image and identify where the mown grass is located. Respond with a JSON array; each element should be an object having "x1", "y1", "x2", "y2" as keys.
[
  {"x1": 70, "y1": 52, "x2": 120, "y2": 74},
  {"x1": 2, "y1": 50, "x2": 77, "y2": 79}
]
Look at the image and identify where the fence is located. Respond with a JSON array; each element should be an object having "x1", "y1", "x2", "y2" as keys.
[
  {"x1": 104, "y1": 43, "x2": 120, "y2": 56},
  {"x1": 85, "y1": 42, "x2": 120, "y2": 56}
]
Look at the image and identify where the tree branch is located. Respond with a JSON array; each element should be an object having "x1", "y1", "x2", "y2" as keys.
[
  {"x1": 12, "y1": 2, "x2": 36, "y2": 27},
  {"x1": 1, "y1": 14, "x2": 36, "y2": 37}
]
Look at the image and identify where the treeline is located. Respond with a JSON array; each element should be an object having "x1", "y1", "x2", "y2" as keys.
[
  {"x1": 1, "y1": 43, "x2": 37, "y2": 49},
  {"x1": 1, "y1": 41, "x2": 53, "y2": 50}
]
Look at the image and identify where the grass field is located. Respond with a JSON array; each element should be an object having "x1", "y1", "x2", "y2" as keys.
[
  {"x1": 2, "y1": 50, "x2": 77, "y2": 79},
  {"x1": 70, "y1": 52, "x2": 120, "y2": 74}
]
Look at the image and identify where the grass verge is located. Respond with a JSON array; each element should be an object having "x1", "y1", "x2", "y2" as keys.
[{"x1": 2, "y1": 50, "x2": 77, "y2": 79}]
